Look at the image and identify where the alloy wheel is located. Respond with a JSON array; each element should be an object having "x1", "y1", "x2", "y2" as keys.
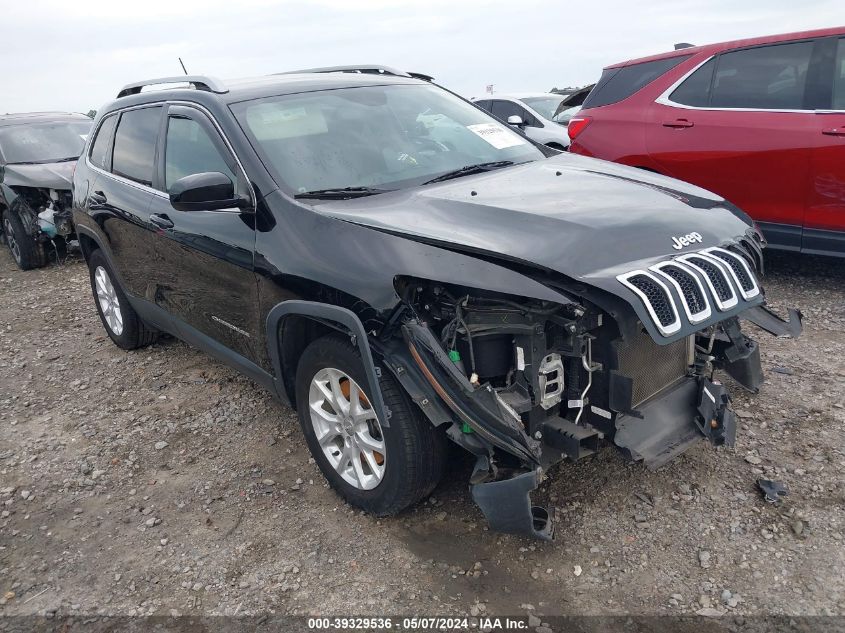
[
  {"x1": 308, "y1": 367, "x2": 386, "y2": 490},
  {"x1": 94, "y1": 266, "x2": 124, "y2": 336}
]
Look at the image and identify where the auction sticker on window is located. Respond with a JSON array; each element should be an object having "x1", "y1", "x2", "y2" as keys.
[{"x1": 467, "y1": 123, "x2": 526, "y2": 149}]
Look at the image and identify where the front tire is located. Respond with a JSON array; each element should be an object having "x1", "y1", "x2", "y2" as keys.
[
  {"x1": 87, "y1": 249, "x2": 158, "y2": 350},
  {"x1": 296, "y1": 334, "x2": 447, "y2": 516},
  {"x1": 2, "y1": 209, "x2": 46, "y2": 270}
]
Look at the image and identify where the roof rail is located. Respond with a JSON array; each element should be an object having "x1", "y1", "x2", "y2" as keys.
[
  {"x1": 278, "y1": 65, "x2": 434, "y2": 81},
  {"x1": 117, "y1": 76, "x2": 228, "y2": 99}
]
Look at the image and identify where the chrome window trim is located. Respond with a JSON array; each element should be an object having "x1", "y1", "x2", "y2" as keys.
[
  {"x1": 701, "y1": 246, "x2": 760, "y2": 300},
  {"x1": 676, "y1": 253, "x2": 739, "y2": 311},
  {"x1": 84, "y1": 100, "x2": 256, "y2": 213},
  {"x1": 650, "y1": 261, "x2": 712, "y2": 324},
  {"x1": 654, "y1": 54, "x2": 817, "y2": 114},
  {"x1": 616, "y1": 270, "x2": 682, "y2": 337}
]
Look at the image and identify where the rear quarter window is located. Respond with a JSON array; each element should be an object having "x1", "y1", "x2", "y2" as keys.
[
  {"x1": 669, "y1": 58, "x2": 716, "y2": 106},
  {"x1": 583, "y1": 55, "x2": 692, "y2": 108},
  {"x1": 89, "y1": 115, "x2": 118, "y2": 171}
]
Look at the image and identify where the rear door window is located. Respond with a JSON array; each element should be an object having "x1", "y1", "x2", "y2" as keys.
[
  {"x1": 583, "y1": 55, "x2": 692, "y2": 108},
  {"x1": 709, "y1": 41, "x2": 813, "y2": 110},
  {"x1": 112, "y1": 106, "x2": 162, "y2": 187},
  {"x1": 89, "y1": 114, "x2": 117, "y2": 171},
  {"x1": 833, "y1": 38, "x2": 845, "y2": 110}
]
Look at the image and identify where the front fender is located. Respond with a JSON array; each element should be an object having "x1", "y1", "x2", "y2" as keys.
[{"x1": 266, "y1": 300, "x2": 391, "y2": 427}]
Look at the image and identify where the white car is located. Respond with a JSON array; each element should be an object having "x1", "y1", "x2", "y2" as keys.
[{"x1": 472, "y1": 93, "x2": 572, "y2": 150}]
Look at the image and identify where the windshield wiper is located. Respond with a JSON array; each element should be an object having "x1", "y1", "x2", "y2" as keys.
[
  {"x1": 422, "y1": 161, "x2": 514, "y2": 185},
  {"x1": 294, "y1": 186, "x2": 393, "y2": 200}
]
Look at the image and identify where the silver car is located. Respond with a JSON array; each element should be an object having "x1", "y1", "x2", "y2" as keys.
[{"x1": 472, "y1": 93, "x2": 572, "y2": 150}]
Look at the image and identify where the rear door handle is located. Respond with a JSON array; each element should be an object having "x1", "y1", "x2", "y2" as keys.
[
  {"x1": 89, "y1": 191, "x2": 107, "y2": 205},
  {"x1": 149, "y1": 213, "x2": 174, "y2": 229},
  {"x1": 663, "y1": 119, "x2": 694, "y2": 128},
  {"x1": 822, "y1": 127, "x2": 845, "y2": 136}
]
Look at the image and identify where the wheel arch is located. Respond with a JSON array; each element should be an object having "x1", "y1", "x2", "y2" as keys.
[
  {"x1": 77, "y1": 231, "x2": 100, "y2": 262},
  {"x1": 266, "y1": 300, "x2": 391, "y2": 427},
  {"x1": 74, "y1": 225, "x2": 135, "y2": 297}
]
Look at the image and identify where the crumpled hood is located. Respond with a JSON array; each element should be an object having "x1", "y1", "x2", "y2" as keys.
[
  {"x1": 313, "y1": 153, "x2": 763, "y2": 344},
  {"x1": 315, "y1": 153, "x2": 752, "y2": 280},
  {"x1": 1, "y1": 161, "x2": 75, "y2": 189}
]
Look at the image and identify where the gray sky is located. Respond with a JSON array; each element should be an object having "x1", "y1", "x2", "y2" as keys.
[{"x1": 1, "y1": 0, "x2": 841, "y2": 113}]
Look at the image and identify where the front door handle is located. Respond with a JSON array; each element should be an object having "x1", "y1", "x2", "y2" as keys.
[
  {"x1": 149, "y1": 213, "x2": 174, "y2": 229},
  {"x1": 822, "y1": 127, "x2": 845, "y2": 136},
  {"x1": 663, "y1": 119, "x2": 694, "y2": 128},
  {"x1": 89, "y1": 191, "x2": 107, "y2": 205}
]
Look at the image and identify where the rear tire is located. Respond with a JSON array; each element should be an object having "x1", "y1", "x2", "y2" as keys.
[
  {"x1": 295, "y1": 334, "x2": 447, "y2": 516},
  {"x1": 87, "y1": 249, "x2": 158, "y2": 350},
  {"x1": 2, "y1": 208, "x2": 46, "y2": 270}
]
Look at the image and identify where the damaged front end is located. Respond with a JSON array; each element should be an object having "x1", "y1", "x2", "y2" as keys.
[
  {"x1": 377, "y1": 237, "x2": 800, "y2": 540},
  {"x1": 0, "y1": 163, "x2": 78, "y2": 266}
]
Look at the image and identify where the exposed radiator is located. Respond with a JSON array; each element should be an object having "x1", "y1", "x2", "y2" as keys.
[{"x1": 616, "y1": 329, "x2": 691, "y2": 407}]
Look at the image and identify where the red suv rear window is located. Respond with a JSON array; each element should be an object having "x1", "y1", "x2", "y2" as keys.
[{"x1": 582, "y1": 55, "x2": 692, "y2": 108}]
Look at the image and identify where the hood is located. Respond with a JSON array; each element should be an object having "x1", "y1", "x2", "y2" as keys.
[
  {"x1": 313, "y1": 153, "x2": 763, "y2": 344},
  {"x1": 1, "y1": 161, "x2": 75, "y2": 189},
  {"x1": 316, "y1": 153, "x2": 752, "y2": 280}
]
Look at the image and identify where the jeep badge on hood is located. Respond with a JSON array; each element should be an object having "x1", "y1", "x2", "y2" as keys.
[{"x1": 671, "y1": 231, "x2": 704, "y2": 250}]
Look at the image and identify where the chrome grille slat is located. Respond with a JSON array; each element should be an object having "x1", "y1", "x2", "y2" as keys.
[
  {"x1": 650, "y1": 261, "x2": 712, "y2": 324},
  {"x1": 701, "y1": 247, "x2": 760, "y2": 300},
  {"x1": 616, "y1": 270, "x2": 681, "y2": 337},
  {"x1": 676, "y1": 253, "x2": 739, "y2": 311}
]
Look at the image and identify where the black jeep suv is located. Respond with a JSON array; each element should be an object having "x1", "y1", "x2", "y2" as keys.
[
  {"x1": 1, "y1": 112, "x2": 92, "y2": 269},
  {"x1": 73, "y1": 68, "x2": 800, "y2": 539}
]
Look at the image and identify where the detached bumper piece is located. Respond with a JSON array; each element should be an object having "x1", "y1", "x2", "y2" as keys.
[
  {"x1": 695, "y1": 379, "x2": 736, "y2": 448},
  {"x1": 743, "y1": 305, "x2": 803, "y2": 339},
  {"x1": 470, "y1": 468, "x2": 554, "y2": 540},
  {"x1": 614, "y1": 376, "x2": 736, "y2": 470}
]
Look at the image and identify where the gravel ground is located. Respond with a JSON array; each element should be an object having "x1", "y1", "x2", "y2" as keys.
[{"x1": 0, "y1": 247, "x2": 843, "y2": 621}]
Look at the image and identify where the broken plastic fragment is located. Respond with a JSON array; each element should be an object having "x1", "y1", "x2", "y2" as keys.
[{"x1": 757, "y1": 479, "x2": 788, "y2": 504}]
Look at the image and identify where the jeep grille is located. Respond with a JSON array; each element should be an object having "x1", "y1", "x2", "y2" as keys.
[{"x1": 617, "y1": 244, "x2": 761, "y2": 337}]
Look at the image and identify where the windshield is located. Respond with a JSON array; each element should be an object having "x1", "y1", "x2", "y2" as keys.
[
  {"x1": 0, "y1": 120, "x2": 92, "y2": 164},
  {"x1": 521, "y1": 96, "x2": 567, "y2": 120},
  {"x1": 231, "y1": 83, "x2": 545, "y2": 195}
]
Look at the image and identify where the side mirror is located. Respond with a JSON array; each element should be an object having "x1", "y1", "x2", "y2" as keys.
[
  {"x1": 169, "y1": 172, "x2": 250, "y2": 212},
  {"x1": 507, "y1": 115, "x2": 525, "y2": 128}
]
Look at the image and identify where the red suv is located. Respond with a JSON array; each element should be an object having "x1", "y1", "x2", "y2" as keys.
[{"x1": 569, "y1": 27, "x2": 845, "y2": 257}]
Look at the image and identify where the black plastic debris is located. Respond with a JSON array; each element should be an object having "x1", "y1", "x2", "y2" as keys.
[{"x1": 757, "y1": 479, "x2": 789, "y2": 504}]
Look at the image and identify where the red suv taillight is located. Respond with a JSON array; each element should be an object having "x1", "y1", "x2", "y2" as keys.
[{"x1": 567, "y1": 116, "x2": 592, "y2": 141}]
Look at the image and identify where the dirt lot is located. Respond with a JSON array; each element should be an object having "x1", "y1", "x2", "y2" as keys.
[{"x1": 0, "y1": 246, "x2": 843, "y2": 621}]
